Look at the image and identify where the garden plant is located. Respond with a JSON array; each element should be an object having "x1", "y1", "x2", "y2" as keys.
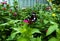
[{"x1": 0, "y1": 0, "x2": 60, "y2": 41}]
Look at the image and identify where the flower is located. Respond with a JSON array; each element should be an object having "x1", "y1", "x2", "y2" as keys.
[
  {"x1": 46, "y1": 6, "x2": 51, "y2": 10},
  {"x1": 13, "y1": 12, "x2": 17, "y2": 16},
  {"x1": 23, "y1": 19, "x2": 29, "y2": 24},
  {"x1": 52, "y1": 13, "x2": 56, "y2": 17},
  {"x1": 1, "y1": 1, "x2": 7, "y2": 4}
]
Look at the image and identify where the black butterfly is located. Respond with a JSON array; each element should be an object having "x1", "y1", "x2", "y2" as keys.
[
  {"x1": 25, "y1": 12, "x2": 37, "y2": 24},
  {"x1": 30, "y1": 12, "x2": 37, "y2": 22}
]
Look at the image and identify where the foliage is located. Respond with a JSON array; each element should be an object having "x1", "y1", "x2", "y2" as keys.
[{"x1": 0, "y1": 0, "x2": 60, "y2": 41}]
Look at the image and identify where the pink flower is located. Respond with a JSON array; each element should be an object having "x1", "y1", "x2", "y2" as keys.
[
  {"x1": 23, "y1": 19, "x2": 29, "y2": 23},
  {"x1": 1, "y1": 1, "x2": 7, "y2": 4},
  {"x1": 13, "y1": 12, "x2": 17, "y2": 16},
  {"x1": 46, "y1": 6, "x2": 51, "y2": 10}
]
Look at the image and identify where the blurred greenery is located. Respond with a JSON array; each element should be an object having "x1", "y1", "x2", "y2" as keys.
[{"x1": 0, "y1": 0, "x2": 60, "y2": 41}]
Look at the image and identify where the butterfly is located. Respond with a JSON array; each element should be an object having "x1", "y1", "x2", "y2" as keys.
[{"x1": 24, "y1": 12, "x2": 37, "y2": 24}]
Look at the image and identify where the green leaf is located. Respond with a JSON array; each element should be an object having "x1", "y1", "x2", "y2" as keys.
[
  {"x1": 56, "y1": 29, "x2": 60, "y2": 40},
  {"x1": 13, "y1": 26, "x2": 27, "y2": 33},
  {"x1": 31, "y1": 28, "x2": 41, "y2": 34},
  {"x1": 48, "y1": 37, "x2": 58, "y2": 41},
  {"x1": 17, "y1": 38, "x2": 29, "y2": 41},
  {"x1": 44, "y1": 20, "x2": 49, "y2": 24},
  {"x1": 36, "y1": 37, "x2": 41, "y2": 41},
  {"x1": 46, "y1": 23, "x2": 58, "y2": 36},
  {"x1": 8, "y1": 20, "x2": 21, "y2": 24},
  {"x1": 0, "y1": 23, "x2": 8, "y2": 26},
  {"x1": 13, "y1": 28, "x2": 20, "y2": 32},
  {"x1": 7, "y1": 32, "x2": 19, "y2": 40},
  {"x1": 56, "y1": 29, "x2": 60, "y2": 35},
  {"x1": 0, "y1": 20, "x2": 21, "y2": 26},
  {"x1": 31, "y1": 37, "x2": 42, "y2": 41}
]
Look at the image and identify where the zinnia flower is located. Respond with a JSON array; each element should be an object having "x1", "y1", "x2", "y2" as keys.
[
  {"x1": 13, "y1": 12, "x2": 17, "y2": 16},
  {"x1": 1, "y1": 1, "x2": 7, "y2": 4},
  {"x1": 46, "y1": 6, "x2": 51, "y2": 10},
  {"x1": 23, "y1": 19, "x2": 29, "y2": 24}
]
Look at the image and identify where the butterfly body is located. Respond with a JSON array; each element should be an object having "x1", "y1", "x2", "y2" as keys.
[{"x1": 24, "y1": 12, "x2": 37, "y2": 24}]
